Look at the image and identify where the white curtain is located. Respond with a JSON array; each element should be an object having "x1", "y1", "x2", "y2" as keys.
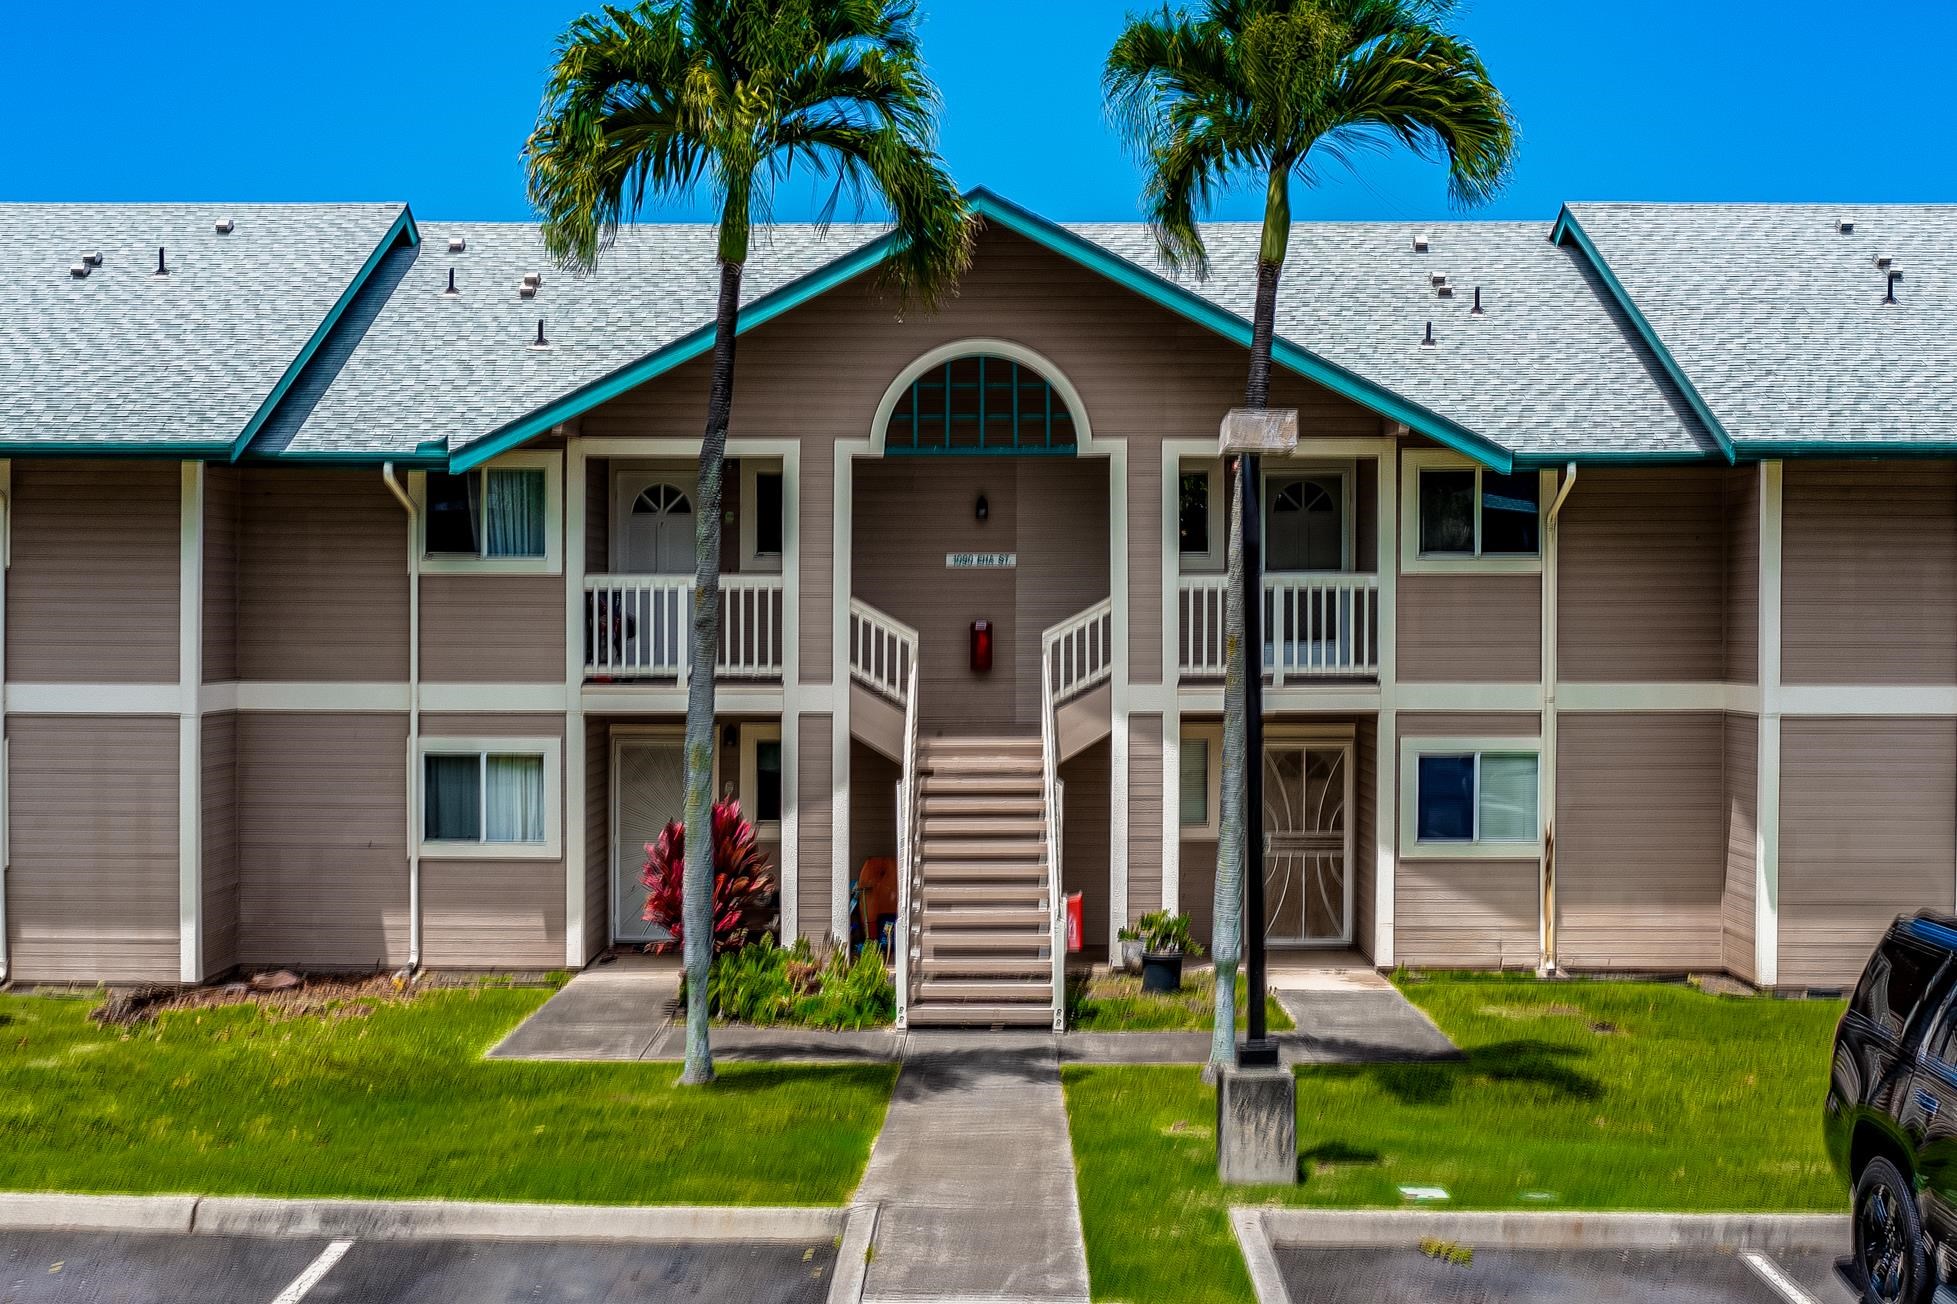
[
  {"x1": 485, "y1": 469, "x2": 546, "y2": 558},
  {"x1": 485, "y1": 754, "x2": 546, "y2": 843},
  {"x1": 424, "y1": 754, "x2": 481, "y2": 841},
  {"x1": 1478, "y1": 753, "x2": 1540, "y2": 843}
]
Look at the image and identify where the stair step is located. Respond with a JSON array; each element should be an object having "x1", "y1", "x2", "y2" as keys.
[
  {"x1": 917, "y1": 906, "x2": 1050, "y2": 929},
  {"x1": 924, "y1": 736, "x2": 1040, "y2": 750},
  {"x1": 921, "y1": 817, "x2": 1047, "y2": 837},
  {"x1": 922, "y1": 840, "x2": 1046, "y2": 861},
  {"x1": 920, "y1": 862, "x2": 1047, "y2": 881},
  {"x1": 907, "y1": 1003, "x2": 1055, "y2": 1027},
  {"x1": 921, "y1": 774, "x2": 1044, "y2": 795},
  {"x1": 925, "y1": 754, "x2": 1044, "y2": 775},
  {"x1": 920, "y1": 955, "x2": 1052, "y2": 977},
  {"x1": 918, "y1": 980, "x2": 1053, "y2": 1003},
  {"x1": 920, "y1": 795, "x2": 1045, "y2": 816},
  {"x1": 921, "y1": 884, "x2": 1047, "y2": 905},
  {"x1": 921, "y1": 929, "x2": 1050, "y2": 953}
]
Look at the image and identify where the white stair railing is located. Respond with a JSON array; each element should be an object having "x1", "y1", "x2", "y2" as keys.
[
  {"x1": 848, "y1": 598, "x2": 921, "y2": 1028},
  {"x1": 1040, "y1": 598, "x2": 1112, "y2": 1033}
]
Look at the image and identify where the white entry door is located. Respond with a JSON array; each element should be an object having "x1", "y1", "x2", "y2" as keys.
[
  {"x1": 613, "y1": 735, "x2": 688, "y2": 944},
  {"x1": 1262, "y1": 741, "x2": 1354, "y2": 945},
  {"x1": 619, "y1": 479, "x2": 696, "y2": 575}
]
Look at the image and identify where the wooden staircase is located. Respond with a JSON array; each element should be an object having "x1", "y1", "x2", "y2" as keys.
[{"x1": 907, "y1": 736, "x2": 1057, "y2": 1027}]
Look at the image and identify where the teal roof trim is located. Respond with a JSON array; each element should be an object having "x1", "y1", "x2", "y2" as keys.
[
  {"x1": 966, "y1": 190, "x2": 1514, "y2": 472},
  {"x1": 448, "y1": 233, "x2": 900, "y2": 473},
  {"x1": 1510, "y1": 449, "x2": 1720, "y2": 469},
  {"x1": 228, "y1": 207, "x2": 422, "y2": 463},
  {"x1": 452, "y1": 186, "x2": 1517, "y2": 474},
  {"x1": 1550, "y1": 207, "x2": 1735, "y2": 465},
  {"x1": 0, "y1": 440, "x2": 235, "y2": 458},
  {"x1": 1739, "y1": 440, "x2": 1957, "y2": 459}
]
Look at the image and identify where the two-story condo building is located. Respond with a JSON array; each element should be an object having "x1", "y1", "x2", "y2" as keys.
[{"x1": 2, "y1": 193, "x2": 1950, "y2": 1027}]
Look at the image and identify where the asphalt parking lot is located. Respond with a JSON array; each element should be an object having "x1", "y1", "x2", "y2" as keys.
[
  {"x1": 0, "y1": 1230, "x2": 836, "y2": 1303},
  {"x1": 1278, "y1": 1245, "x2": 1863, "y2": 1303}
]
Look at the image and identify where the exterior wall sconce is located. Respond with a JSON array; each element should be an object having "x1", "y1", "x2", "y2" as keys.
[{"x1": 975, "y1": 493, "x2": 989, "y2": 522}]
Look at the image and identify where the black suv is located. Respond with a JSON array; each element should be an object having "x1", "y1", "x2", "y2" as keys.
[{"x1": 1828, "y1": 912, "x2": 1957, "y2": 1303}]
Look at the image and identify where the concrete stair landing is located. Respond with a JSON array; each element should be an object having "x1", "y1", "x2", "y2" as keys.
[{"x1": 907, "y1": 736, "x2": 1057, "y2": 1029}]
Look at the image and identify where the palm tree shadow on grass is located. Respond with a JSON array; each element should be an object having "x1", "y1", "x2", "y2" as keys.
[{"x1": 1307, "y1": 1039, "x2": 1605, "y2": 1108}]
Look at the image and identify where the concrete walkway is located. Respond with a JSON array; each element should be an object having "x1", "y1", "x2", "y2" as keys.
[
  {"x1": 485, "y1": 956, "x2": 679, "y2": 1061},
  {"x1": 1273, "y1": 968, "x2": 1462, "y2": 1063},
  {"x1": 855, "y1": 1033, "x2": 1091, "y2": 1304}
]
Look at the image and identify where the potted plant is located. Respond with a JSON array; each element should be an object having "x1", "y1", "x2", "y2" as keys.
[
  {"x1": 1132, "y1": 911, "x2": 1202, "y2": 993},
  {"x1": 1115, "y1": 926, "x2": 1144, "y2": 974}
]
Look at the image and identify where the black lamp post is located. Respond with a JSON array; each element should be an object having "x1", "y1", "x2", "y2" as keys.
[{"x1": 1237, "y1": 450, "x2": 1277, "y2": 1068}]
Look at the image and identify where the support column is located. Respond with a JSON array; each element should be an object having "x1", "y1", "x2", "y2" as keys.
[
  {"x1": 1754, "y1": 460, "x2": 1783, "y2": 987},
  {"x1": 1108, "y1": 442, "x2": 1130, "y2": 964},
  {"x1": 563, "y1": 442, "x2": 588, "y2": 966},
  {"x1": 1372, "y1": 436, "x2": 1399, "y2": 967},
  {"x1": 177, "y1": 461, "x2": 204, "y2": 983}
]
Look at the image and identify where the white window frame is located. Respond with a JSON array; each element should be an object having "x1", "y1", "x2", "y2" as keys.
[
  {"x1": 414, "y1": 451, "x2": 564, "y2": 576},
  {"x1": 738, "y1": 460, "x2": 786, "y2": 574},
  {"x1": 1262, "y1": 460, "x2": 1356, "y2": 574},
  {"x1": 1177, "y1": 722, "x2": 1222, "y2": 840},
  {"x1": 1399, "y1": 449, "x2": 1549, "y2": 575},
  {"x1": 418, "y1": 735, "x2": 563, "y2": 860},
  {"x1": 738, "y1": 721, "x2": 784, "y2": 840},
  {"x1": 1175, "y1": 460, "x2": 1225, "y2": 573},
  {"x1": 1398, "y1": 734, "x2": 1544, "y2": 859}
]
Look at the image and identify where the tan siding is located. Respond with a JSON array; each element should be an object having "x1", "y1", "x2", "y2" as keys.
[
  {"x1": 419, "y1": 713, "x2": 565, "y2": 739},
  {"x1": 849, "y1": 741, "x2": 900, "y2": 880},
  {"x1": 1723, "y1": 714, "x2": 1758, "y2": 982},
  {"x1": 1397, "y1": 573, "x2": 1541, "y2": 682},
  {"x1": 236, "y1": 713, "x2": 409, "y2": 970},
  {"x1": 238, "y1": 470, "x2": 409, "y2": 682},
  {"x1": 585, "y1": 458, "x2": 609, "y2": 575},
  {"x1": 1782, "y1": 462, "x2": 1957, "y2": 685},
  {"x1": 1396, "y1": 860, "x2": 1539, "y2": 969},
  {"x1": 1061, "y1": 738, "x2": 1112, "y2": 955},
  {"x1": 1781, "y1": 718, "x2": 1957, "y2": 988},
  {"x1": 1181, "y1": 838, "x2": 1218, "y2": 955},
  {"x1": 420, "y1": 576, "x2": 565, "y2": 682},
  {"x1": 798, "y1": 716, "x2": 833, "y2": 940},
  {"x1": 204, "y1": 465, "x2": 241, "y2": 684},
  {"x1": 201, "y1": 712, "x2": 239, "y2": 978},
  {"x1": 799, "y1": 445, "x2": 833, "y2": 682},
  {"x1": 421, "y1": 861, "x2": 566, "y2": 968},
  {"x1": 1127, "y1": 450, "x2": 1163, "y2": 683},
  {"x1": 1128, "y1": 715, "x2": 1163, "y2": 925},
  {"x1": 1555, "y1": 712, "x2": 1725, "y2": 970},
  {"x1": 1353, "y1": 719, "x2": 1376, "y2": 960},
  {"x1": 1558, "y1": 469, "x2": 1725, "y2": 682},
  {"x1": 8, "y1": 461, "x2": 179, "y2": 683},
  {"x1": 585, "y1": 718, "x2": 611, "y2": 961},
  {"x1": 7, "y1": 715, "x2": 179, "y2": 982},
  {"x1": 1724, "y1": 468, "x2": 1758, "y2": 685},
  {"x1": 1017, "y1": 460, "x2": 1114, "y2": 716}
]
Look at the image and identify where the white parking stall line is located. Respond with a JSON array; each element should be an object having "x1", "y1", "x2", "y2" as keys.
[
  {"x1": 269, "y1": 1239, "x2": 354, "y2": 1304},
  {"x1": 1742, "y1": 1251, "x2": 1822, "y2": 1304}
]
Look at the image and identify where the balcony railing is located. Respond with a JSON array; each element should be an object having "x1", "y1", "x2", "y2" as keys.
[
  {"x1": 1178, "y1": 572, "x2": 1381, "y2": 683},
  {"x1": 584, "y1": 574, "x2": 785, "y2": 681}
]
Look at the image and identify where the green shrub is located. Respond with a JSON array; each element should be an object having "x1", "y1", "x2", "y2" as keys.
[{"x1": 706, "y1": 937, "x2": 894, "y2": 1030}]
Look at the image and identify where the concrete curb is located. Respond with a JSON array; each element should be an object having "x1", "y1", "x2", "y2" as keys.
[
  {"x1": 1230, "y1": 1208, "x2": 1293, "y2": 1304},
  {"x1": 0, "y1": 1192, "x2": 842, "y2": 1244},
  {"x1": 1248, "y1": 1208, "x2": 1849, "y2": 1254},
  {"x1": 825, "y1": 1201, "x2": 880, "y2": 1304}
]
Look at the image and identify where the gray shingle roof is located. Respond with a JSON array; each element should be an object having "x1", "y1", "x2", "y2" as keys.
[
  {"x1": 1564, "y1": 202, "x2": 1957, "y2": 450},
  {"x1": 1070, "y1": 219, "x2": 1717, "y2": 458},
  {"x1": 253, "y1": 221, "x2": 885, "y2": 458},
  {"x1": 0, "y1": 203, "x2": 408, "y2": 450}
]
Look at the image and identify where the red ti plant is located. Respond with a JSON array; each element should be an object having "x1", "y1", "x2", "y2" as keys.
[{"x1": 640, "y1": 798, "x2": 776, "y2": 954}]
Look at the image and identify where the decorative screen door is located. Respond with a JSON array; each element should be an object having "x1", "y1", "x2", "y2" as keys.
[
  {"x1": 1262, "y1": 740, "x2": 1354, "y2": 945},
  {"x1": 613, "y1": 735, "x2": 687, "y2": 943}
]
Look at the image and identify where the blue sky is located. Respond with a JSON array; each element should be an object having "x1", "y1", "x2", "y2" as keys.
[{"x1": 8, "y1": 1, "x2": 1954, "y2": 224}]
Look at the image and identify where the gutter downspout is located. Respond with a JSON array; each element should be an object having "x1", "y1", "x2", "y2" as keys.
[
  {"x1": 1540, "y1": 463, "x2": 1577, "y2": 977},
  {"x1": 382, "y1": 465, "x2": 421, "y2": 975}
]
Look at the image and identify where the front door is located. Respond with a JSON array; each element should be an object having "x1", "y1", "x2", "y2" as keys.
[
  {"x1": 1262, "y1": 740, "x2": 1353, "y2": 945},
  {"x1": 620, "y1": 479, "x2": 696, "y2": 575},
  {"x1": 1264, "y1": 471, "x2": 1349, "y2": 573},
  {"x1": 613, "y1": 735, "x2": 687, "y2": 944}
]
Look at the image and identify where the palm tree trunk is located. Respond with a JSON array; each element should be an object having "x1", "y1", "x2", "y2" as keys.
[
  {"x1": 679, "y1": 257, "x2": 742, "y2": 1087},
  {"x1": 1207, "y1": 457, "x2": 1247, "y2": 1078}
]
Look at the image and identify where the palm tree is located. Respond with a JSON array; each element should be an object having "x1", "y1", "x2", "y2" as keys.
[
  {"x1": 528, "y1": 0, "x2": 971, "y2": 1085},
  {"x1": 1106, "y1": 0, "x2": 1515, "y2": 1074}
]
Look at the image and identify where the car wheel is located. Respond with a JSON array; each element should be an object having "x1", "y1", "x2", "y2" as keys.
[{"x1": 1856, "y1": 1155, "x2": 1931, "y2": 1304}]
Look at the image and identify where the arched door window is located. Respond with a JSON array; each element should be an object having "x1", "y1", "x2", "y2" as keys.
[{"x1": 1265, "y1": 474, "x2": 1347, "y2": 572}]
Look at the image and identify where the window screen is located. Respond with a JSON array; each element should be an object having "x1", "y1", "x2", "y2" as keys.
[
  {"x1": 755, "y1": 740, "x2": 782, "y2": 823},
  {"x1": 755, "y1": 472, "x2": 785, "y2": 556},
  {"x1": 1415, "y1": 755, "x2": 1476, "y2": 841},
  {"x1": 425, "y1": 472, "x2": 479, "y2": 555},
  {"x1": 1418, "y1": 470, "x2": 1476, "y2": 555},
  {"x1": 1179, "y1": 737, "x2": 1210, "y2": 827},
  {"x1": 1481, "y1": 471, "x2": 1542, "y2": 555}
]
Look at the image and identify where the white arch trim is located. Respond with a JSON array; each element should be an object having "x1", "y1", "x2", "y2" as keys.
[{"x1": 868, "y1": 338, "x2": 1096, "y2": 455}]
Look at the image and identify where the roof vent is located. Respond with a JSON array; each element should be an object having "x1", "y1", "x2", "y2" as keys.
[
  {"x1": 1835, "y1": 218, "x2": 1855, "y2": 235},
  {"x1": 1430, "y1": 273, "x2": 1448, "y2": 287},
  {"x1": 530, "y1": 318, "x2": 551, "y2": 350},
  {"x1": 522, "y1": 272, "x2": 543, "y2": 288},
  {"x1": 1412, "y1": 233, "x2": 1429, "y2": 253},
  {"x1": 518, "y1": 282, "x2": 537, "y2": 300},
  {"x1": 448, "y1": 236, "x2": 467, "y2": 254},
  {"x1": 442, "y1": 267, "x2": 460, "y2": 297},
  {"x1": 1874, "y1": 255, "x2": 1898, "y2": 270},
  {"x1": 152, "y1": 246, "x2": 169, "y2": 278},
  {"x1": 214, "y1": 218, "x2": 235, "y2": 235},
  {"x1": 69, "y1": 262, "x2": 90, "y2": 279},
  {"x1": 1470, "y1": 286, "x2": 1485, "y2": 318},
  {"x1": 82, "y1": 252, "x2": 103, "y2": 267},
  {"x1": 1883, "y1": 270, "x2": 1902, "y2": 305},
  {"x1": 1421, "y1": 320, "x2": 1436, "y2": 347},
  {"x1": 1434, "y1": 281, "x2": 1454, "y2": 299}
]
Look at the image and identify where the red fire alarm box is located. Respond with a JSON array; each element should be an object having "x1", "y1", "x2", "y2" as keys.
[
  {"x1": 1065, "y1": 892, "x2": 1084, "y2": 953},
  {"x1": 970, "y1": 619, "x2": 993, "y2": 672}
]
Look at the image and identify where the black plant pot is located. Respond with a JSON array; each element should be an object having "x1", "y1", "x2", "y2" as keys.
[{"x1": 1140, "y1": 951, "x2": 1185, "y2": 993}]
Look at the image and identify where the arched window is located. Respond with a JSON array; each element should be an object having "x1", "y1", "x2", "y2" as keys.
[
  {"x1": 886, "y1": 355, "x2": 1078, "y2": 455},
  {"x1": 634, "y1": 484, "x2": 692, "y2": 515}
]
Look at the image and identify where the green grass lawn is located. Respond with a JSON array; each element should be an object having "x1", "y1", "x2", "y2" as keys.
[
  {"x1": 1063, "y1": 974, "x2": 1846, "y2": 1304},
  {"x1": 0, "y1": 985, "x2": 893, "y2": 1206},
  {"x1": 1066, "y1": 970, "x2": 1293, "y2": 1032}
]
